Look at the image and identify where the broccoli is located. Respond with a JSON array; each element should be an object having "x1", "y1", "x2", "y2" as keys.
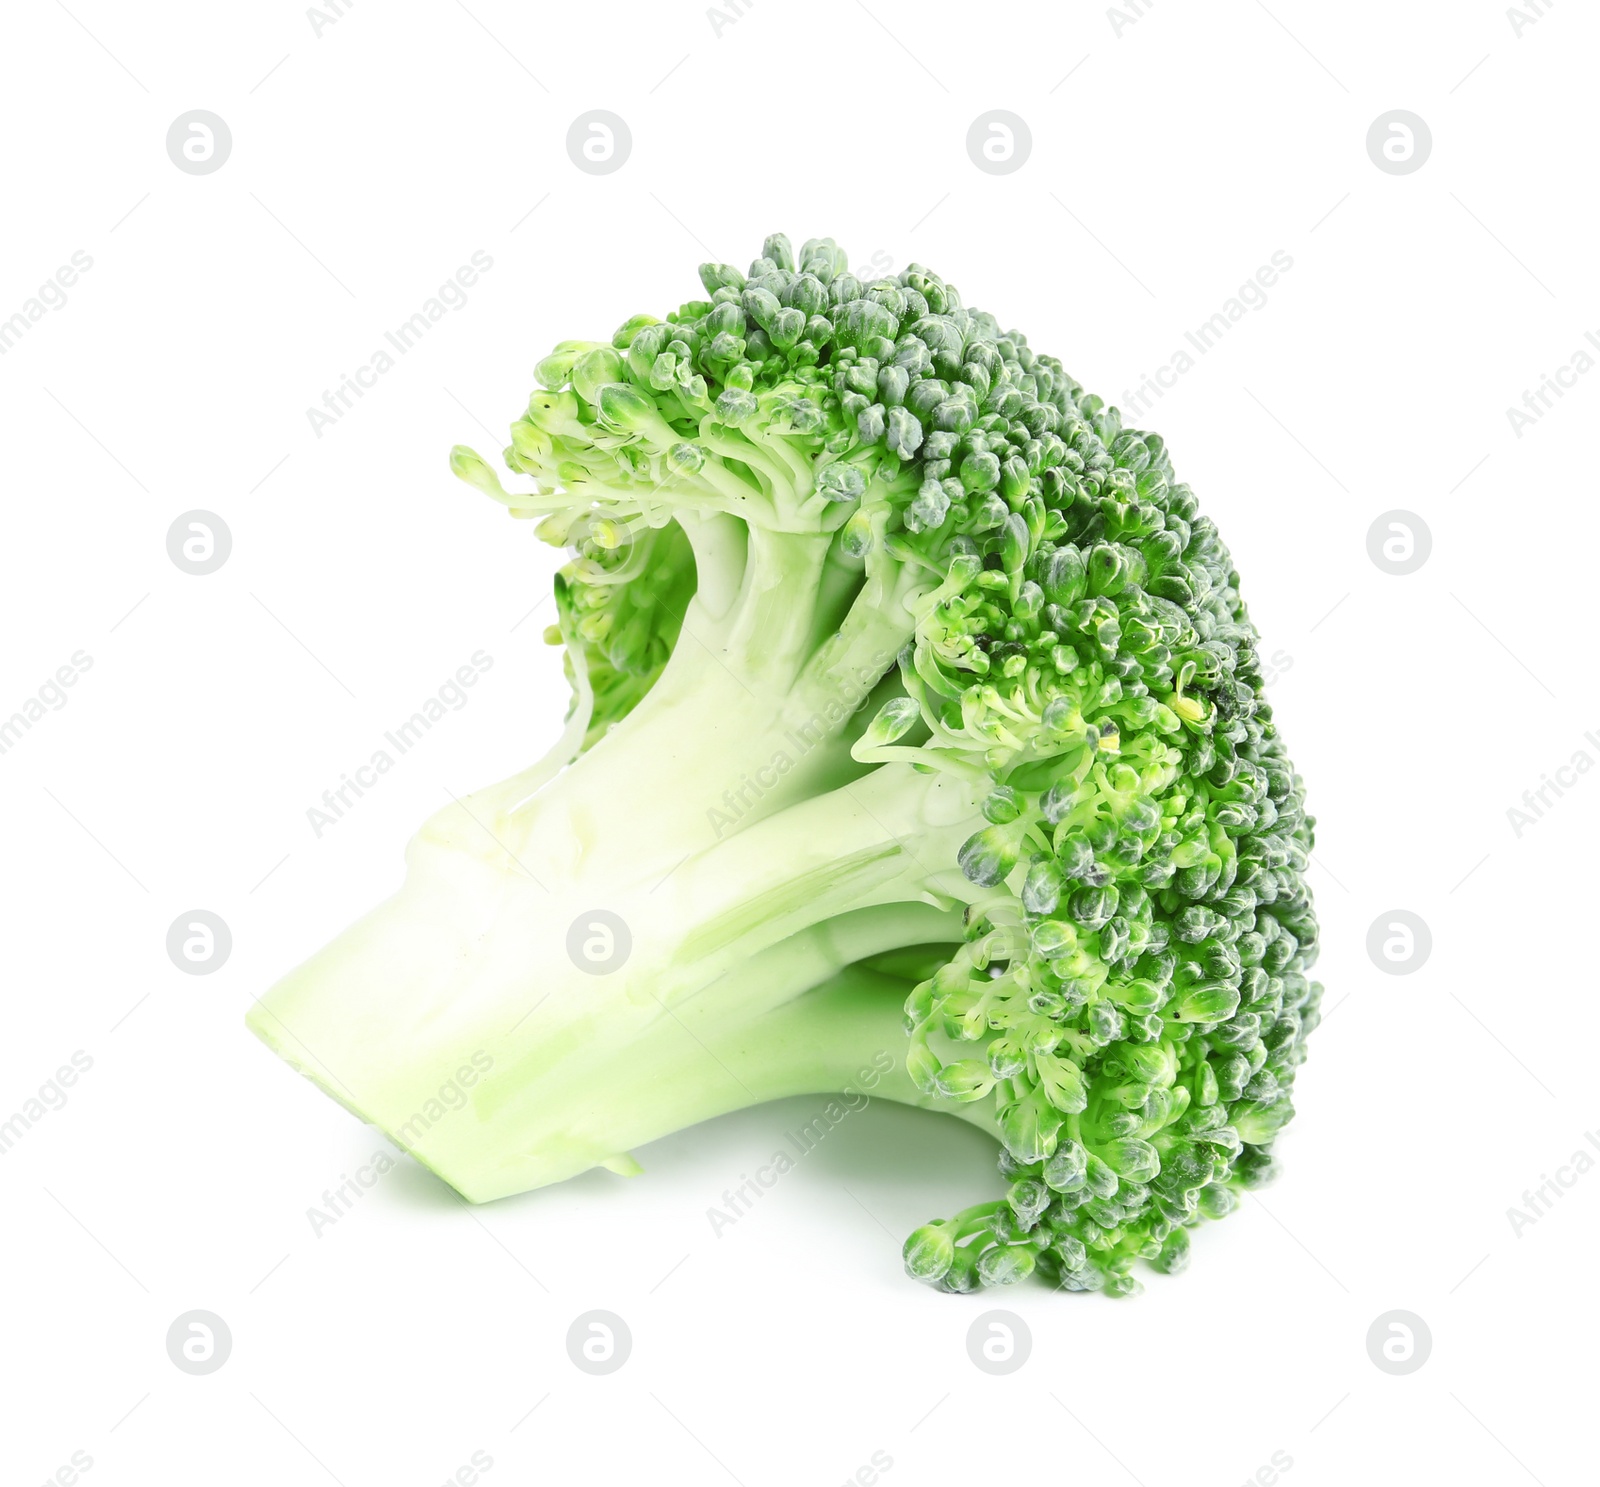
[{"x1": 249, "y1": 232, "x2": 1321, "y2": 1295}]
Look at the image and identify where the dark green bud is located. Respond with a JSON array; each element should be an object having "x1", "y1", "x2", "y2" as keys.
[
  {"x1": 936, "y1": 1059, "x2": 996, "y2": 1101},
  {"x1": 760, "y1": 232, "x2": 795, "y2": 271},
  {"x1": 1083, "y1": 1153, "x2": 1120, "y2": 1199},
  {"x1": 571, "y1": 347, "x2": 626, "y2": 405},
  {"x1": 933, "y1": 397, "x2": 976, "y2": 434},
  {"x1": 1151, "y1": 1226, "x2": 1190, "y2": 1274},
  {"x1": 769, "y1": 306, "x2": 805, "y2": 350},
  {"x1": 1051, "y1": 1236, "x2": 1089, "y2": 1273},
  {"x1": 884, "y1": 404, "x2": 923, "y2": 458},
  {"x1": 981, "y1": 786, "x2": 1022, "y2": 824},
  {"x1": 878, "y1": 364, "x2": 910, "y2": 407},
  {"x1": 1044, "y1": 1139, "x2": 1089, "y2": 1192},
  {"x1": 904, "y1": 480, "x2": 950, "y2": 533},
  {"x1": 860, "y1": 696, "x2": 919, "y2": 748},
  {"x1": 815, "y1": 462, "x2": 866, "y2": 504},
  {"x1": 958, "y1": 360, "x2": 992, "y2": 401},
  {"x1": 906, "y1": 1038, "x2": 942, "y2": 1096},
  {"x1": 835, "y1": 298, "x2": 900, "y2": 352},
  {"x1": 1022, "y1": 858, "x2": 1065, "y2": 915},
  {"x1": 958, "y1": 826, "x2": 1019, "y2": 887},
  {"x1": 1174, "y1": 982, "x2": 1242, "y2": 1023},
  {"x1": 1007, "y1": 1178, "x2": 1052, "y2": 1229},
  {"x1": 1070, "y1": 883, "x2": 1118, "y2": 930},
  {"x1": 1235, "y1": 1146, "x2": 1280, "y2": 1188},
  {"x1": 699, "y1": 262, "x2": 745, "y2": 296},
  {"x1": 937, "y1": 1245, "x2": 982, "y2": 1293},
  {"x1": 999, "y1": 1090, "x2": 1064, "y2": 1162},
  {"x1": 787, "y1": 272, "x2": 827, "y2": 316},
  {"x1": 977, "y1": 1244, "x2": 1036, "y2": 1286},
  {"x1": 906, "y1": 379, "x2": 950, "y2": 420},
  {"x1": 827, "y1": 271, "x2": 863, "y2": 305},
  {"x1": 1212, "y1": 1014, "x2": 1261, "y2": 1052},
  {"x1": 1088, "y1": 1000, "x2": 1124, "y2": 1045},
  {"x1": 741, "y1": 286, "x2": 782, "y2": 331},
  {"x1": 1100, "y1": 1137, "x2": 1161, "y2": 1183},
  {"x1": 1039, "y1": 545, "x2": 1087, "y2": 606},
  {"x1": 714, "y1": 387, "x2": 758, "y2": 424},
  {"x1": 988, "y1": 1037, "x2": 1028, "y2": 1080},
  {"x1": 974, "y1": 493, "x2": 1009, "y2": 532},
  {"x1": 1087, "y1": 542, "x2": 1131, "y2": 596},
  {"x1": 1030, "y1": 919, "x2": 1076, "y2": 958},
  {"x1": 960, "y1": 450, "x2": 1002, "y2": 494},
  {"x1": 1001, "y1": 512, "x2": 1030, "y2": 573},
  {"x1": 610, "y1": 312, "x2": 659, "y2": 349},
  {"x1": 1233, "y1": 1098, "x2": 1294, "y2": 1144},
  {"x1": 902, "y1": 1223, "x2": 955, "y2": 1282},
  {"x1": 1208, "y1": 1054, "x2": 1250, "y2": 1102},
  {"x1": 1001, "y1": 455, "x2": 1032, "y2": 501}
]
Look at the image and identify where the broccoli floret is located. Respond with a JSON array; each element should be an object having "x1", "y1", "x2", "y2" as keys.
[{"x1": 248, "y1": 232, "x2": 1321, "y2": 1295}]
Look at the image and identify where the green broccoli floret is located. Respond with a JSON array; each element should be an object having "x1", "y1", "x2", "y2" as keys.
[{"x1": 249, "y1": 232, "x2": 1321, "y2": 1295}]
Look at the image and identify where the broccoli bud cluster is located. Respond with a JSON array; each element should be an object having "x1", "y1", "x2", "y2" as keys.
[
  {"x1": 452, "y1": 232, "x2": 1320, "y2": 1294},
  {"x1": 873, "y1": 295, "x2": 1322, "y2": 1296}
]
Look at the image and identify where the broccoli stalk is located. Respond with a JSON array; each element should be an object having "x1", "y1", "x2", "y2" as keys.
[{"x1": 249, "y1": 233, "x2": 1322, "y2": 1295}]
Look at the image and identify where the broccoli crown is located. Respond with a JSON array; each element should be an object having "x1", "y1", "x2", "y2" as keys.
[{"x1": 448, "y1": 233, "x2": 1321, "y2": 1294}]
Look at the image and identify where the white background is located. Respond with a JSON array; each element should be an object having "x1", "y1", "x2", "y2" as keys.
[{"x1": 2, "y1": 1, "x2": 1595, "y2": 1483}]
